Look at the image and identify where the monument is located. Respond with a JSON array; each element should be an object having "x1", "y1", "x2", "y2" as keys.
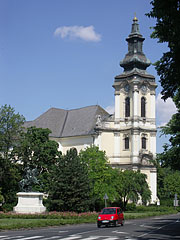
[{"x1": 14, "y1": 167, "x2": 46, "y2": 214}]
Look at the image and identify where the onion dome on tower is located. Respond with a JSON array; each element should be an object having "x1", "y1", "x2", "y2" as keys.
[{"x1": 114, "y1": 16, "x2": 155, "y2": 83}]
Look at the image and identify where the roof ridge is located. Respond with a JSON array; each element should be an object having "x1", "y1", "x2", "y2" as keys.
[
  {"x1": 34, "y1": 107, "x2": 67, "y2": 121},
  {"x1": 59, "y1": 110, "x2": 69, "y2": 137},
  {"x1": 67, "y1": 105, "x2": 100, "y2": 112}
]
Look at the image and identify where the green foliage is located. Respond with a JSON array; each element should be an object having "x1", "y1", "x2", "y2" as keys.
[
  {"x1": 158, "y1": 111, "x2": 180, "y2": 170},
  {"x1": 1, "y1": 203, "x2": 15, "y2": 212},
  {"x1": 115, "y1": 170, "x2": 151, "y2": 209},
  {"x1": 0, "y1": 105, "x2": 25, "y2": 204},
  {"x1": 155, "y1": 159, "x2": 172, "y2": 200},
  {"x1": 147, "y1": 0, "x2": 180, "y2": 171},
  {"x1": 0, "y1": 188, "x2": 4, "y2": 211},
  {"x1": 155, "y1": 157, "x2": 180, "y2": 204},
  {"x1": 79, "y1": 146, "x2": 118, "y2": 210},
  {"x1": 135, "y1": 205, "x2": 175, "y2": 213},
  {"x1": 0, "y1": 190, "x2": 3, "y2": 203},
  {"x1": 160, "y1": 199, "x2": 174, "y2": 207},
  {"x1": 125, "y1": 203, "x2": 136, "y2": 212},
  {"x1": 163, "y1": 171, "x2": 180, "y2": 198},
  {"x1": 13, "y1": 127, "x2": 60, "y2": 192},
  {"x1": 147, "y1": 0, "x2": 180, "y2": 101},
  {"x1": 0, "y1": 104, "x2": 25, "y2": 159},
  {"x1": 0, "y1": 211, "x2": 98, "y2": 220},
  {"x1": 48, "y1": 148, "x2": 91, "y2": 212}
]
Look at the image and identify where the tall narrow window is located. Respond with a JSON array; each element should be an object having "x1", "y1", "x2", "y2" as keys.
[
  {"x1": 142, "y1": 137, "x2": 146, "y2": 149},
  {"x1": 125, "y1": 97, "x2": 130, "y2": 117},
  {"x1": 125, "y1": 137, "x2": 129, "y2": 150},
  {"x1": 141, "y1": 97, "x2": 146, "y2": 117}
]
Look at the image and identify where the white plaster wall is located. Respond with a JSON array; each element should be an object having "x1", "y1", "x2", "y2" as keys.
[
  {"x1": 141, "y1": 168, "x2": 157, "y2": 204},
  {"x1": 150, "y1": 170, "x2": 157, "y2": 203},
  {"x1": 150, "y1": 133, "x2": 156, "y2": 157},
  {"x1": 101, "y1": 132, "x2": 114, "y2": 157},
  {"x1": 59, "y1": 136, "x2": 94, "y2": 154}
]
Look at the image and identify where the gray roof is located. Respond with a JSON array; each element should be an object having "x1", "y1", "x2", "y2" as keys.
[{"x1": 24, "y1": 105, "x2": 109, "y2": 138}]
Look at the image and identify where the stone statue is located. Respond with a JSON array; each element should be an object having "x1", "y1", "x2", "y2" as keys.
[
  {"x1": 19, "y1": 167, "x2": 39, "y2": 192},
  {"x1": 96, "y1": 115, "x2": 102, "y2": 126}
]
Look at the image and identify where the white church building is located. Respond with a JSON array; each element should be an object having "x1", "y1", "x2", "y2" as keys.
[{"x1": 25, "y1": 17, "x2": 157, "y2": 203}]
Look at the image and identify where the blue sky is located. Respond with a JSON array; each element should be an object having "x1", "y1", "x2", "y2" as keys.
[{"x1": 0, "y1": 0, "x2": 176, "y2": 153}]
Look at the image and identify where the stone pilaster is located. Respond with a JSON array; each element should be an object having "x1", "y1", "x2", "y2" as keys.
[
  {"x1": 131, "y1": 129, "x2": 140, "y2": 164},
  {"x1": 115, "y1": 91, "x2": 120, "y2": 121},
  {"x1": 114, "y1": 132, "x2": 120, "y2": 162}
]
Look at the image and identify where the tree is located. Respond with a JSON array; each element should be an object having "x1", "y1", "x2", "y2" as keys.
[
  {"x1": 0, "y1": 104, "x2": 25, "y2": 158},
  {"x1": 147, "y1": 0, "x2": 180, "y2": 170},
  {"x1": 0, "y1": 105, "x2": 25, "y2": 204},
  {"x1": 79, "y1": 146, "x2": 118, "y2": 210},
  {"x1": 163, "y1": 171, "x2": 180, "y2": 200},
  {"x1": 0, "y1": 188, "x2": 4, "y2": 208},
  {"x1": 48, "y1": 148, "x2": 91, "y2": 212},
  {"x1": 154, "y1": 154, "x2": 180, "y2": 205},
  {"x1": 158, "y1": 113, "x2": 180, "y2": 170},
  {"x1": 115, "y1": 170, "x2": 151, "y2": 209},
  {"x1": 157, "y1": 166, "x2": 180, "y2": 205},
  {"x1": 147, "y1": 0, "x2": 180, "y2": 101},
  {"x1": 13, "y1": 126, "x2": 60, "y2": 193}
]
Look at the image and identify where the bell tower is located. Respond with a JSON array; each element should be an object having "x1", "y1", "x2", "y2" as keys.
[{"x1": 112, "y1": 17, "x2": 157, "y2": 202}]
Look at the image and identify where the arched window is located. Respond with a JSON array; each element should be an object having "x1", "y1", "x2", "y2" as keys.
[
  {"x1": 142, "y1": 137, "x2": 146, "y2": 149},
  {"x1": 125, "y1": 137, "x2": 129, "y2": 149},
  {"x1": 141, "y1": 97, "x2": 146, "y2": 117},
  {"x1": 125, "y1": 97, "x2": 130, "y2": 117}
]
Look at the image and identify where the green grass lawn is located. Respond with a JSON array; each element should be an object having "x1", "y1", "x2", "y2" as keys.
[
  {"x1": 0, "y1": 218, "x2": 82, "y2": 230},
  {"x1": 0, "y1": 209, "x2": 178, "y2": 231}
]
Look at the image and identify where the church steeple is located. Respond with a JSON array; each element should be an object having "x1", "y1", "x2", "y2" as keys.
[{"x1": 116, "y1": 17, "x2": 152, "y2": 78}]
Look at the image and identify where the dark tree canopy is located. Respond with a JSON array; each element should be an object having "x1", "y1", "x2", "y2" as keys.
[
  {"x1": 147, "y1": 0, "x2": 180, "y2": 171},
  {"x1": 0, "y1": 105, "x2": 25, "y2": 204},
  {"x1": 13, "y1": 126, "x2": 60, "y2": 192},
  {"x1": 147, "y1": 0, "x2": 180, "y2": 101},
  {"x1": 79, "y1": 146, "x2": 118, "y2": 210},
  {"x1": 48, "y1": 148, "x2": 91, "y2": 212},
  {"x1": 158, "y1": 110, "x2": 180, "y2": 170},
  {"x1": 115, "y1": 170, "x2": 151, "y2": 209}
]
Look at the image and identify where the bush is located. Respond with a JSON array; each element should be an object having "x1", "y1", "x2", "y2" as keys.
[
  {"x1": 0, "y1": 211, "x2": 98, "y2": 220},
  {"x1": 160, "y1": 198, "x2": 173, "y2": 207},
  {"x1": 2, "y1": 203, "x2": 15, "y2": 212},
  {"x1": 175, "y1": 206, "x2": 180, "y2": 212},
  {"x1": 135, "y1": 205, "x2": 175, "y2": 213},
  {"x1": 125, "y1": 203, "x2": 136, "y2": 212}
]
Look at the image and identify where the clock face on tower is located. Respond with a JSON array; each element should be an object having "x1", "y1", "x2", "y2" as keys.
[
  {"x1": 124, "y1": 84, "x2": 130, "y2": 92},
  {"x1": 141, "y1": 85, "x2": 147, "y2": 93}
]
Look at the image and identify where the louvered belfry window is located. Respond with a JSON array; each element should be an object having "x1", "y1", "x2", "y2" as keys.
[
  {"x1": 141, "y1": 97, "x2": 146, "y2": 117},
  {"x1": 125, "y1": 97, "x2": 130, "y2": 117}
]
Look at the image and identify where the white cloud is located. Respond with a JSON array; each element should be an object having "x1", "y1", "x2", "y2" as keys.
[
  {"x1": 105, "y1": 105, "x2": 115, "y2": 114},
  {"x1": 54, "y1": 25, "x2": 101, "y2": 42},
  {"x1": 156, "y1": 93, "x2": 177, "y2": 127}
]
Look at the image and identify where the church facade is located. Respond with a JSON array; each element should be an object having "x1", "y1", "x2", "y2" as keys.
[{"x1": 25, "y1": 17, "x2": 157, "y2": 203}]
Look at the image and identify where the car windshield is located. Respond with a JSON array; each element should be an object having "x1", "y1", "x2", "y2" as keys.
[{"x1": 102, "y1": 208, "x2": 116, "y2": 214}]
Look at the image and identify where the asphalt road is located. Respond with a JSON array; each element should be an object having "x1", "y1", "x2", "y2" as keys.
[{"x1": 0, "y1": 213, "x2": 180, "y2": 240}]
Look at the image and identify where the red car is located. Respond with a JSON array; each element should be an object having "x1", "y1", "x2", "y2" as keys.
[{"x1": 97, "y1": 207, "x2": 125, "y2": 228}]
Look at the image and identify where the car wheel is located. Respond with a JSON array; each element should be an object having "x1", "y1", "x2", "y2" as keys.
[
  {"x1": 97, "y1": 223, "x2": 101, "y2": 228},
  {"x1": 121, "y1": 219, "x2": 125, "y2": 226}
]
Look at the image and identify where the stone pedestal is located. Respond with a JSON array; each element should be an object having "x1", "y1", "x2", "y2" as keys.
[{"x1": 14, "y1": 192, "x2": 46, "y2": 214}]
